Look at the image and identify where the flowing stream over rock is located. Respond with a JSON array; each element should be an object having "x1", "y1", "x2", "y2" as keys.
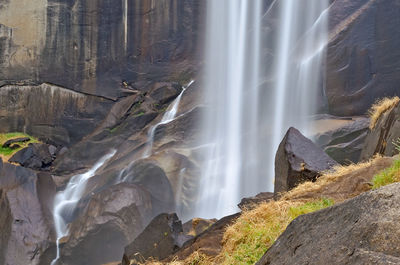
[
  {"x1": 196, "y1": 0, "x2": 329, "y2": 219},
  {"x1": 116, "y1": 80, "x2": 194, "y2": 183},
  {"x1": 51, "y1": 151, "x2": 116, "y2": 265}
]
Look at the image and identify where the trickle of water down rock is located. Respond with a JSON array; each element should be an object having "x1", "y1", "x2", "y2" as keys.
[{"x1": 51, "y1": 151, "x2": 116, "y2": 265}]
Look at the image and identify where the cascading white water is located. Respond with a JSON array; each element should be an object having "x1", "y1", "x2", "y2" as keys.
[
  {"x1": 269, "y1": 0, "x2": 329, "y2": 187},
  {"x1": 196, "y1": 0, "x2": 329, "y2": 219},
  {"x1": 143, "y1": 80, "x2": 195, "y2": 158},
  {"x1": 196, "y1": 0, "x2": 262, "y2": 218},
  {"x1": 117, "y1": 80, "x2": 194, "y2": 183},
  {"x1": 51, "y1": 150, "x2": 116, "y2": 265}
]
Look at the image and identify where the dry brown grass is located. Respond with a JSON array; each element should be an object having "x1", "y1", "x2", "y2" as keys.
[
  {"x1": 140, "y1": 155, "x2": 397, "y2": 265},
  {"x1": 282, "y1": 155, "x2": 385, "y2": 201},
  {"x1": 368, "y1": 96, "x2": 400, "y2": 129}
]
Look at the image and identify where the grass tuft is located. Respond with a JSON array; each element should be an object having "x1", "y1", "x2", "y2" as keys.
[
  {"x1": 368, "y1": 96, "x2": 400, "y2": 130},
  {"x1": 217, "y1": 198, "x2": 334, "y2": 265},
  {"x1": 372, "y1": 159, "x2": 400, "y2": 189}
]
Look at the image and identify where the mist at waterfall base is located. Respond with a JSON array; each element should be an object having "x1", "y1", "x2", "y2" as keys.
[
  {"x1": 195, "y1": 0, "x2": 329, "y2": 219},
  {"x1": 51, "y1": 151, "x2": 116, "y2": 265}
]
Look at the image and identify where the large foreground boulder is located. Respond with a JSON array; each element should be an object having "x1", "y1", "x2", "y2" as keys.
[
  {"x1": 257, "y1": 183, "x2": 400, "y2": 265},
  {"x1": 274, "y1": 127, "x2": 338, "y2": 195},
  {"x1": 122, "y1": 213, "x2": 191, "y2": 265},
  {"x1": 0, "y1": 159, "x2": 55, "y2": 265}
]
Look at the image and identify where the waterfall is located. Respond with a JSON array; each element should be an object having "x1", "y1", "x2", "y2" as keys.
[
  {"x1": 51, "y1": 150, "x2": 116, "y2": 265},
  {"x1": 196, "y1": 0, "x2": 329, "y2": 219}
]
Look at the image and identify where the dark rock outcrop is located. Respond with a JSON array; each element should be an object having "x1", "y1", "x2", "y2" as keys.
[
  {"x1": 182, "y1": 218, "x2": 217, "y2": 237},
  {"x1": 163, "y1": 213, "x2": 240, "y2": 262},
  {"x1": 314, "y1": 116, "x2": 370, "y2": 164},
  {"x1": 325, "y1": 0, "x2": 400, "y2": 115},
  {"x1": 238, "y1": 192, "x2": 274, "y2": 210},
  {"x1": 257, "y1": 183, "x2": 400, "y2": 265},
  {"x1": 360, "y1": 103, "x2": 400, "y2": 161},
  {"x1": 9, "y1": 143, "x2": 54, "y2": 170},
  {"x1": 275, "y1": 127, "x2": 338, "y2": 195},
  {"x1": 2, "y1": 137, "x2": 30, "y2": 148},
  {"x1": 0, "y1": 84, "x2": 113, "y2": 146},
  {"x1": 122, "y1": 213, "x2": 191, "y2": 265},
  {"x1": 0, "y1": 159, "x2": 55, "y2": 265},
  {"x1": 55, "y1": 183, "x2": 153, "y2": 265}
]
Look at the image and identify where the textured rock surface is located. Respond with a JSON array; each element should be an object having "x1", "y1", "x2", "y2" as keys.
[
  {"x1": 314, "y1": 116, "x2": 370, "y2": 164},
  {"x1": 0, "y1": 159, "x2": 55, "y2": 265},
  {"x1": 275, "y1": 127, "x2": 338, "y2": 195},
  {"x1": 257, "y1": 183, "x2": 400, "y2": 265},
  {"x1": 0, "y1": 83, "x2": 113, "y2": 145},
  {"x1": 0, "y1": 0, "x2": 203, "y2": 98},
  {"x1": 9, "y1": 143, "x2": 54, "y2": 170},
  {"x1": 326, "y1": 0, "x2": 400, "y2": 115},
  {"x1": 163, "y1": 213, "x2": 240, "y2": 262},
  {"x1": 55, "y1": 183, "x2": 153, "y2": 265},
  {"x1": 238, "y1": 192, "x2": 274, "y2": 210},
  {"x1": 122, "y1": 213, "x2": 190, "y2": 265},
  {"x1": 361, "y1": 103, "x2": 400, "y2": 161}
]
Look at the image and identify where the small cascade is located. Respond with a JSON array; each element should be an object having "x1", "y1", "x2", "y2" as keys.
[
  {"x1": 50, "y1": 150, "x2": 116, "y2": 265},
  {"x1": 117, "y1": 80, "x2": 194, "y2": 183},
  {"x1": 143, "y1": 80, "x2": 194, "y2": 158}
]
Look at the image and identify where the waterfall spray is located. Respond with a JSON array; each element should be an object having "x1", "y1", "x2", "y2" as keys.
[{"x1": 196, "y1": 0, "x2": 329, "y2": 219}]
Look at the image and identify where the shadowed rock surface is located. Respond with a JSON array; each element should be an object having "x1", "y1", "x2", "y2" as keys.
[
  {"x1": 325, "y1": 0, "x2": 400, "y2": 115},
  {"x1": 361, "y1": 103, "x2": 400, "y2": 161},
  {"x1": 0, "y1": 159, "x2": 55, "y2": 265},
  {"x1": 9, "y1": 143, "x2": 54, "y2": 170},
  {"x1": 314, "y1": 116, "x2": 370, "y2": 164},
  {"x1": 238, "y1": 192, "x2": 274, "y2": 210},
  {"x1": 122, "y1": 213, "x2": 191, "y2": 265},
  {"x1": 55, "y1": 183, "x2": 154, "y2": 265},
  {"x1": 257, "y1": 183, "x2": 400, "y2": 265},
  {"x1": 275, "y1": 127, "x2": 338, "y2": 195},
  {"x1": 163, "y1": 213, "x2": 240, "y2": 262}
]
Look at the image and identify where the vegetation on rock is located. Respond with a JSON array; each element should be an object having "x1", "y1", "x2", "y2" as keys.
[
  {"x1": 368, "y1": 96, "x2": 400, "y2": 129},
  {"x1": 0, "y1": 132, "x2": 39, "y2": 161}
]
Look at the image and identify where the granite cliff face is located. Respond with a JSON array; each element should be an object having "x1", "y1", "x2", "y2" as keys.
[
  {"x1": 0, "y1": 0, "x2": 203, "y2": 145},
  {"x1": 0, "y1": 0, "x2": 202, "y2": 98},
  {"x1": 326, "y1": 0, "x2": 400, "y2": 115}
]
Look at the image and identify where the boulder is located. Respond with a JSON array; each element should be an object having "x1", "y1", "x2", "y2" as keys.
[
  {"x1": 256, "y1": 183, "x2": 400, "y2": 265},
  {"x1": 314, "y1": 117, "x2": 370, "y2": 164},
  {"x1": 182, "y1": 218, "x2": 217, "y2": 237},
  {"x1": 148, "y1": 82, "x2": 182, "y2": 105},
  {"x1": 163, "y1": 213, "x2": 240, "y2": 262},
  {"x1": 361, "y1": 103, "x2": 400, "y2": 161},
  {"x1": 274, "y1": 127, "x2": 338, "y2": 195},
  {"x1": 9, "y1": 143, "x2": 54, "y2": 170},
  {"x1": 54, "y1": 183, "x2": 154, "y2": 265},
  {"x1": 238, "y1": 192, "x2": 274, "y2": 210},
  {"x1": 2, "y1": 137, "x2": 30, "y2": 148},
  {"x1": 122, "y1": 213, "x2": 191, "y2": 265},
  {"x1": 0, "y1": 159, "x2": 55, "y2": 265}
]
